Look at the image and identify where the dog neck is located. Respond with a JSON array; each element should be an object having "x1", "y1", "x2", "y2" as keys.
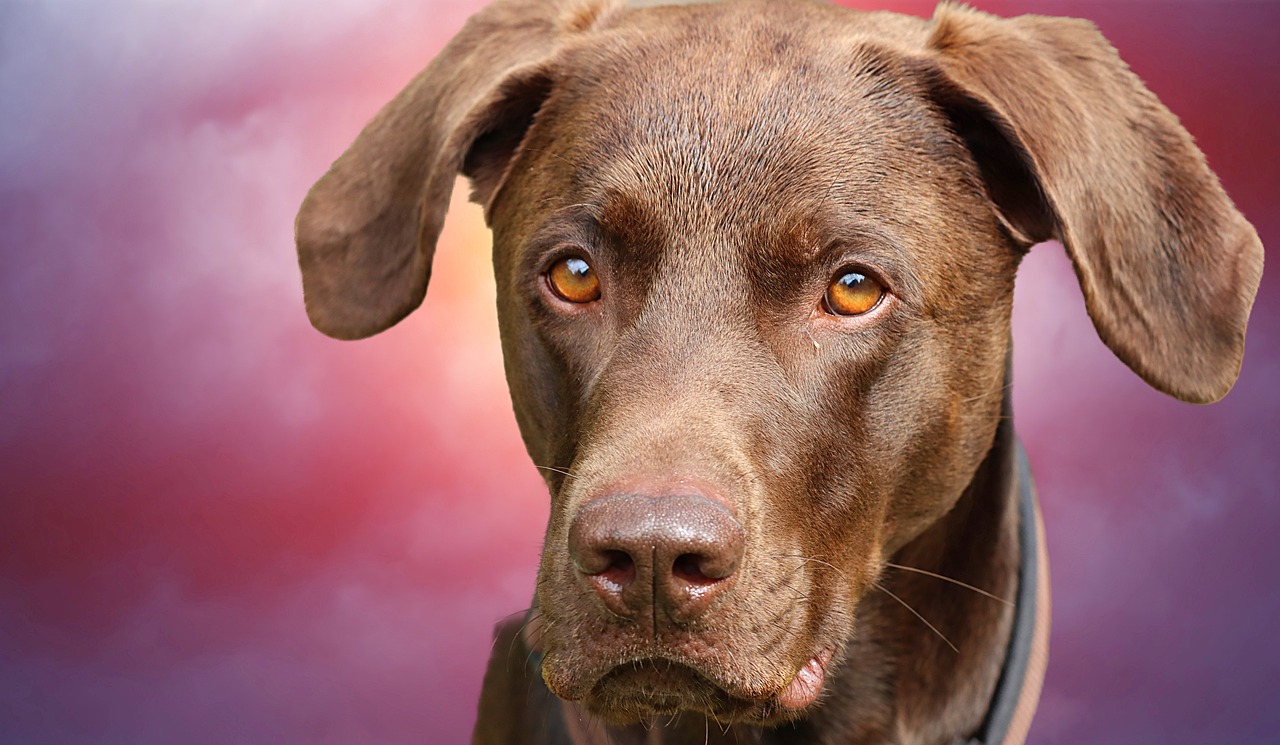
[{"x1": 474, "y1": 380, "x2": 1046, "y2": 745}]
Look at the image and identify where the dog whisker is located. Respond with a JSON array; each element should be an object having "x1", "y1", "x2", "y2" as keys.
[
  {"x1": 513, "y1": 613, "x2": 554, "y2": 674},
  {"x1": 958, "y1": 381, "x2": 1015, "y2": 404},
  {"x1": 824, "y1": 179, "x2": 845, "y2": 205},
  {"x1": 493, "y1": 605, "x2": 533, "y2": 653},
  {"x1": 533, "y1": 464, "x2": 579, "y2": 480},
  {"x1": 498, "y1": 606, "x2": 536, "y2": 673},
  {"x1": 772, "y1": 560, "x2": 812, "y2": 586},
  {"x1": 954, "y1": 413, "x2": 1014, "y2": 422},
  {"x1": 883, "y1": 562, "x2": 1013, "y2": 606},
  {"x1": 873, "y1": 581, "x2": 958, "y2": 654},
  {"x1": 715, "y1": 714, "x2": 732, "y2": 737},
  {"x1": 522, "y1": 623, "x2": 552, "y2": 672},
  {"x1": 771, "y1": 553, "x2": 850, "y2": 582}
]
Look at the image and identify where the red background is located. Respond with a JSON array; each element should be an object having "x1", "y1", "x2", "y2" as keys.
[{"x1": 1, "y1": 1, "x2": 1276, "y2": 743}]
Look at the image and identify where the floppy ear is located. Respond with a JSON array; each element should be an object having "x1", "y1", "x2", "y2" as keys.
[
  {"x1": 924, "y1": 3, "x2": 1263, "y2": 403},
  {"x1": 295, "y1": 0, "x2": 625, "y2": 340}
]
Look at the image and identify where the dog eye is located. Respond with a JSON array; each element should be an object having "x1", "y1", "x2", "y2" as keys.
[
  {"x1": 823, "y1": 270, "x2": 885, "y2": 316},
  {"x1": 547, "y1": 256, "x2": 601, "y2": 303}
]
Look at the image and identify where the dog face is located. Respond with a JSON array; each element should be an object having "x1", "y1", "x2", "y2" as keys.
[
  {"x1": 486, "y1": 11, "x2": 1018, "y2": 721},
  {"x1": 295, "y1": 0, "x2": 1261, "y2": 727}
]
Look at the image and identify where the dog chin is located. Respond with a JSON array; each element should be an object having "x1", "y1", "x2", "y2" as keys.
[
  {"x1": 563, "y1": 649, "x2": 835, "y2": 726},
  {"x1": 579, "y1": 661, "x2": 779, "y2": 724}
]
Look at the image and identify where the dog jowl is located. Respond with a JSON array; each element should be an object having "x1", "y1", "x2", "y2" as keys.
[{"x1": 294, "y1": 1, "x2": 1263, "y2": 743}]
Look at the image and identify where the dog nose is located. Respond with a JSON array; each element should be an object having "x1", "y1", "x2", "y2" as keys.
[{"x1": 568, "y1": 492, "x2": 746, "y2": 624}]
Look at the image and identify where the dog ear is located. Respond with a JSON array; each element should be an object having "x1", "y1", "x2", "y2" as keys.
[
  {"x1": 295, "y1": 0, "x2": 624, "y2": 341},
  {"x1": 924, "y1": 3, "x2": 1263, "y2": 403}
]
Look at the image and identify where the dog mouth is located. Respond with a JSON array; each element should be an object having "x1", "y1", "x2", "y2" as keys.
[
  {"x1": 524, "y1": 595, "x2": 840, "y2": 723},
  {"x1": 568, "y1": 647, "x2": 836, "y2": 723},
  {"x1": 777, "y1": 647, "x2": 835, "y2": 711}
]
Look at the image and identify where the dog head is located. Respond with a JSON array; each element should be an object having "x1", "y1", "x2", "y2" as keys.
[{"x1": 295, "y1": 0, "x2": 1261, "y2": 725}]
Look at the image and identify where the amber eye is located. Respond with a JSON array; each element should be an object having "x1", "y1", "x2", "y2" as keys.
[
  {"x1": 824, "y1": 270, "x2": 885, "y2": 316},
  {"x1": 547, "y1": 256, "x2": 601, "y2": 304}
]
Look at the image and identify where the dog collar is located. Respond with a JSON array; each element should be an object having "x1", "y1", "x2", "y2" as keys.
[{"x1": 953, "y1": 442, "x2": 1051, "y2": 745}]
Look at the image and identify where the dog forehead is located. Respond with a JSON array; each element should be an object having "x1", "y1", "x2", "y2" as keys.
[{"x1": 542, "y1": 4, "x2": 964, "y2": 247}]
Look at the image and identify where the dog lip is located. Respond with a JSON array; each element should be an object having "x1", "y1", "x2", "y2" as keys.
[
  {"x1": 570, "y1": 646, "x2": 837, "y2": 719},
  {"x1": 777, "y1": 647, "x2": 834, "y2": 711},
  {"x1": 585, "y1": 657, "x2": 760, "y2": 717}
]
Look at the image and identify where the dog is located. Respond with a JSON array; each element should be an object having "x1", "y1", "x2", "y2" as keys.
[{"x1": 294, "y1": 0, "x2": 1263, "y2": 742}]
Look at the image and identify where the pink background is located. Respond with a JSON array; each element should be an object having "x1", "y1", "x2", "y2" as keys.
[{"x1": 1, "y1": 1, "x2": 1276, "y2": 743}]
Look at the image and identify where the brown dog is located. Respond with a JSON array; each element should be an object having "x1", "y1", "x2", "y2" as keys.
[{"x1": 294, "y1": 1, "x2": 1263, "y2": 742}]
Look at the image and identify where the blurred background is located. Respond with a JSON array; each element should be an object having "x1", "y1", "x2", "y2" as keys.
[{"x1": 1, "y1": 1, "x2": 1276, "y2": 743}]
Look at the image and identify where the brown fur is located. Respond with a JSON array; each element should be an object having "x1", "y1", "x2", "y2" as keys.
[{"x1": 294, "y1": 1, "x2": 1263, "y2": 743}]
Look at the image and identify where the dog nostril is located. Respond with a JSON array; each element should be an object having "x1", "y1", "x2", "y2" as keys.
[
  {"x1": 672, "y1": 553, "x2": 718, "y2": 586},
  {"x1": 598, "y1": 550, "x2": 636, "y2": 590},
  {"x1": 568, "y1": 492, "x2": 745, "y2": 620}
]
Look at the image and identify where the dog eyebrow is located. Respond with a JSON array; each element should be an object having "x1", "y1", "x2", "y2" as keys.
[
  {"x1": 520, "y1": 197, "x2": 665, "y2": 279},
  {"x1": 760, "y1": 212, "x2": 924, "y2": 305},
  {"x1": 523, "y1": 196, "x2": 653, "y2": 249},
  {"x1": 820, "y1": 224, "x2": 922, "y2": 300}
]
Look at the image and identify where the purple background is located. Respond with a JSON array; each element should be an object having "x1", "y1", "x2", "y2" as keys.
[{"x1": 1, "y1": 1, "x2": 1276, "y2": 743}]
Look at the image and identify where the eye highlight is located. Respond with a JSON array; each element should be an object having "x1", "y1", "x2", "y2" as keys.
[
  {"x1": 546, "y1": 256, "x2": 601, "y2": 304},
  {"x1": 823, "y1": 270, "x2": 885, "y2": 316}
]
